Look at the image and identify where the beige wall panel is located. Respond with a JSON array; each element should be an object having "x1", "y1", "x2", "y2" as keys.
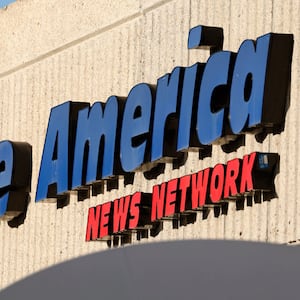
[
  {"x1": 0, "y1": 0, "x2": 299, "y2": 289},
  {"x1": 267, "y1": 0, "x2": 300, "y2": 244},
  {"x1": 0, "y1": 0, "x2": 141, "y2": 75}
]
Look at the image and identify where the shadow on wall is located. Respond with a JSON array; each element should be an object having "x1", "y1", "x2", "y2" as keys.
[{"x1": 1, "y1": 240, "x2": 300, "y2": 300}]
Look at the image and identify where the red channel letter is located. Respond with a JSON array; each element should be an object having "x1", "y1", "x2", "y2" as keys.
[
  {"x1": 240, "y1": 152, "x2": 256, "y2": 193},
  {"x1": 224, "y1": 158, "x2": 241, "y2": 198},
  {"x1": 129, "y1": 192, "x2": 141, "y2": 229},
  {"x1": 191, "y1": 168, "x2": 210, "y2": 209},
  {"x1": 210, "y1": 164, "x2": 225, "y2": 203},
  {"x1": 165, "y1": 178, "x2": 178, "y2": 217},
  {"x1": 86, "y1": 205, "x2": 101, "y2": 241},
  {"x1": 179, "y1": 175, "x2": 191, "y2": 212},
  {"x1": 113, "y1": 196, "x2": 130, "y2": 233},
  {"x1": 151, "y1": 183, "x2": 166, "y2": 221},
  {"x1": 99, "y1": 202, "x2": 112, "y2": 238}
]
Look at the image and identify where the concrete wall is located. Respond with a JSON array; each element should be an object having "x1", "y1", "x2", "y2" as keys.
[{"x1": 0, "y1": 0, "x2": 299, "y2": 289}]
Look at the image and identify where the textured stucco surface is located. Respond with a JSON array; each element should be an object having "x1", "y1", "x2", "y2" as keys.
[{"x1": 0, "y1": 0, "x2": 299, "y2": 289}]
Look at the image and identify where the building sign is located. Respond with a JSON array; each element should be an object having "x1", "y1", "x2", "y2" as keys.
[
  {"x1": 86, "y1": 152, "x2": 279, "y2": 241},
  {"x1": 0, "y1": 25, "x2": 294, "y2": 242},
  {"x1": 35, "y1": 26, "x2": 293, "y2": 201}
]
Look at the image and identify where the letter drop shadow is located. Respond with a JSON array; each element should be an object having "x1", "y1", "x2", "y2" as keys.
[{"x1": 8, "y1": 194, "x2": 30, "y2": 228}]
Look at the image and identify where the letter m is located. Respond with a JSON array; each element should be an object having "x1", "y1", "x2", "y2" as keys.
[{"x1": 72, "y1": 96, "x2": 120, "y2": 189}]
